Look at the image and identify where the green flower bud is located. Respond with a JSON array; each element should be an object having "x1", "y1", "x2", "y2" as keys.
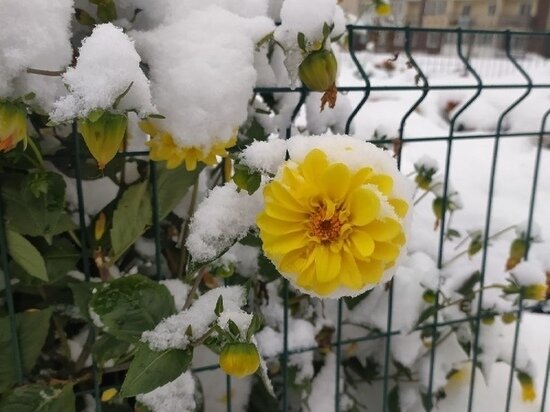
[
  {"x1": 299, "y1": 50, "x2": 338, "y2": 93},
  {"x1": 219, "y1": 342, "x2": 260, "y2": 378},
  {"x1": 78, "y1": 110, "x2": 127, "y2": 170}
]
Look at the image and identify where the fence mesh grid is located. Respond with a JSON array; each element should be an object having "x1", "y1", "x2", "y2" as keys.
[{"x1": 0, "y1": 25, "x2": 549, "y2": 412}]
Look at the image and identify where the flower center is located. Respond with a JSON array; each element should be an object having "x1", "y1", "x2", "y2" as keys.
[{"x1": 309, "y1": 208, "x2": 342, "y2": 243}]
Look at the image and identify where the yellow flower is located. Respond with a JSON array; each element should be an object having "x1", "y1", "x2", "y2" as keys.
[
  {"x1": 0, "y1": 100, "x2": 27, "y2": 153},
  {"x1": 523, "y1": 283, "x2": 547, "y2": 301},
  {"x1": 375, "y1": 1, "x2": 392, "y2": 16},
  {"x1": 101, "y1": 388, "x2": 118, "y2": 402},
  {"x1": 140, "y1": 120, "x2": 236, "y2": 171},
  {"x1": 518, "y1": 372, "x2": 536, "y2": 402},
  {"x1": 219, "y1": 342, "x2": 260, "y2": 378},
  {"x1": 257, "y1": 148, "x2": 409, "y2": 297},
  {"x1": 78, "y1": 110, "x2": 127, "y2": 170}
]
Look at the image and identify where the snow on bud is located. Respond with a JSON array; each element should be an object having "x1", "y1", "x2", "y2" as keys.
[
  {"x1": 0, "y1": 100, "x2": 27, "y2": 153},
  {"x1": 219, "y1": 342, "x2": 260, "y2": 378},
  {"x1": 77, "y1": 110, "x2": 127, "y2": 170}
]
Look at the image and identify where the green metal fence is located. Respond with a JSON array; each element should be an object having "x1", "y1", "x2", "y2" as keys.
[{"x1": 1, "y1": 25, "x2": 549, "y2": 412}]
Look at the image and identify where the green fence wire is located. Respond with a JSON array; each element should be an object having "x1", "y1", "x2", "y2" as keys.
[{"x1": 1, "y1": 25, "x2": 549, "y2": 412}]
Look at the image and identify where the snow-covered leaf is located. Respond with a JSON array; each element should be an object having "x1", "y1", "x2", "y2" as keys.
[
  {"x1": 0, "y1": 383, "x2": 75, "y2": 412},
  {"x1": 89, "y1": 275, "x2": 176, "y2": 341}
]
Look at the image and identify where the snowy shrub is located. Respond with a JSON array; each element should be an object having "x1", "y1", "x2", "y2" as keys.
[{"x1": 1, "y1": 1, "x2": 549, "y2": 411}]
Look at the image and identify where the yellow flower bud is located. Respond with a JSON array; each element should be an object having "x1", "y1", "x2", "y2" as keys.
[
  {"x1": 375, "y1": 1, "x2": 392, "y2": 16},
  {"x1": 522, "y1": 283, "x2": 547, "y2": 301},
  {"x1": 501, "y1": 312, "x2": 516, "y2": 324},
  {"x1": 95, "y1": 212, "x2": 107, "y2": 241},
  {"x1": 78, "y1": 111, "x2": 127, "y2": 170},
  {"x1": 299, "y1": 50, "x2": 338, "y2": 93},
  {"x1": 219, "y1": 342, "x2": 260, "y2": 378},
  {"x1": 0, "y1": 100, "x2": 27, "y2": 153},
  {"x1": 517, "y1": 372, "x2": 536, "y2": 403},
  {"x1": 101, "y1": 387, "x2": 118, "y2": 402}
]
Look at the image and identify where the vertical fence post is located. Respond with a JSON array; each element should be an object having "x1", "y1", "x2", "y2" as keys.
[
  {"x1": 0, "y1": 181, "x2": 24, "y2": 384},
  {"x1": 72, "y1": 123, "x2": 101, "y2": 412}
]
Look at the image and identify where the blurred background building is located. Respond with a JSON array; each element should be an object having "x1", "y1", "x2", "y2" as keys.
[{"x1": 340, "y1": 0, "x2": 550, "y2": 55}]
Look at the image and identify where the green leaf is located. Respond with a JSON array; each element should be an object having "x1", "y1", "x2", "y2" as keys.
[
  {"x1": 147, "y1": 113, "x2": 165, "y2": 119},
  {"x1": 0, "y1": 383, "x2": 75, "y2": 412},
  {"x1": 86, "y1": 109, "x2": 105, "y2": 123},
  {"x1": 456, "y1": 271, "x2": 481, "y2": 297},
  {"x1": 232, "y1": 164, "x2": 261, "y2": 195},
  {"x1": 2, "y1": 173, "x2": 74, "y2": 238},
  {"x1": 257, "y1": 253, "x2": 280, "y2": 282},
  {"x1": 227, "y1": 319, "x2": 241, "y2": 337},
  {"x1": 92, "y1": 334, "x2": 132, "y2": 367},
  {"x1": 0, "y1": 308, "x2": 53, "y2": 391},
  {"x1": 113, "y1": 82, "x2": 134, "y2": 110},
  {"x1": 120, "y1": 344, "x2": 192, "y2": 397},
  {"x1": 12, "y1": 237, "x2": 79, "y2": 284},
  {"x1": 344, "y1": 289, "x2": 372, "y2": 310},
  {"x1": 69, "y1": 282, "x2": 95, "y2": 321},
  {"x1": 416, "y1": 305, "x2": 439, "y2": 326},
  {"x1": 156, "y1": 163, "x2": 202, "y2": 220},
  {"x1": 214, "y1": 296, "x2": 224, "y2": 317},
  {"x1": 297, "y1": 32, "x2": 307, "y2": 51},
  {"x1": 388, "y1": 385, "x2": 401, "y2": 412},
  {"x1": 247, "y1": 377, "x2": 279, "y2": 412},
  {"x1": 6, "y1": 230, "x2": 47, "y2": 281},
  {"x1": 110, "y1": 181, "x2": 152, "y2": 260},
  {"x1": 246, "y1": 313, "x2": 262, "y2": 342},
  {"x1": 74, "y1": 8, "x2": 96, "y2": 25},
  {"x1": 96, "y1": 0, "x2": 117, "y2": 22},
  {"x1": 89, "y1": 275, "x2": 176, "y2": 341}
]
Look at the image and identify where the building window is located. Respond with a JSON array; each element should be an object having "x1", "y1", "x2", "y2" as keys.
[
  {"x1": 488, "y1": 3, "x2": 496, "y2": 15},
  {"x1": 462, "y1": 4, "x2": 471, "y2": 16},
  {"x1": 425, "y1": 0, "x2": 448, "y2": 16},
  {"x1": 519, "y1": 3, "x2": 532, "y2": 16}
]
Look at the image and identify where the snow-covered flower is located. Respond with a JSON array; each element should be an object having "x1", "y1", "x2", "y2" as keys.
[
  {"x1": 0, "y1": 100, "x2": 27, "y2": 152},
  {"x1": 140, "y1": 119, "x2": 236, "y2": 171},
  {"x1": 257, "y1": 134, "x2": 413, "y2": 298}
]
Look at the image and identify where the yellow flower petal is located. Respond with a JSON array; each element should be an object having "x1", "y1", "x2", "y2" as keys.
[
  {"x1": 321, "y1": 163, "x2": 351, "y2": 201},
  {"x1": 364, "y1": 218, "x2": 402, "y2": 242},
  {"x1": 300, "y1": 149, "x2": 329, "y2": 184},
  {"x1": 315, "y1": 246, "x2": 341, "y2": 282},
  {"x1": 368, "y1": 174, "x2": 393, "y2": 195},
  {"x1": 349, "y1": 230, "x2": 375, "y2": 258},
  {"x1": 349, "y1": 188, "x2": 380, "y2": 226}
]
